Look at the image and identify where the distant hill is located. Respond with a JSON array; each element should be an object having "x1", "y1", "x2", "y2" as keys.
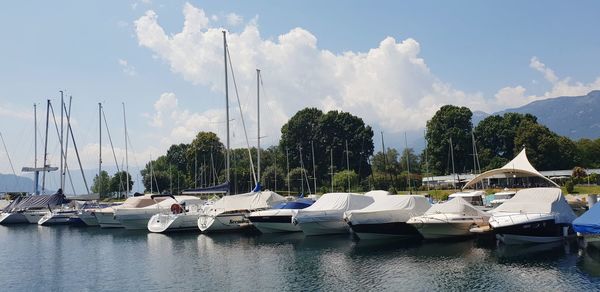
[
  {"x1": 479, "y1": 90, "x2": 600, "y2": 140},
  {"x1": 0, "y1": 173, "x2": 37, "y2": 193}
]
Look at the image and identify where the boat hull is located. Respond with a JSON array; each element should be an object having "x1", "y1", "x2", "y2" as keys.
[
  {"x1": 148, "y1": 213, "x2": 200, "y2": 233},
  {"x1": 197, "y1": 213, "x2": 253, "y2": 233},
  {"x1": 492, "y1": 218, "x2": 572, "y2": 245},
  {"x1": 116, "y1": 213, "x2": 154, "y2": 230},
  {"x1": 38, "y1": 213, "x2": 74, "y2": 226},
  {"x1": 248, "y1": 215, "x2": 300, "y2": 233},
  {"x1": 0, "y1": 212, "x2": 28, "y2": 224},
  {"x1": 78, "y1": 210, "x2": 99, "y2": 226},
  {"x1": 95, "y1": 211, "x2": 123, "y2": 228},
  {"x1": 296, "y1": 220, "x2": 349, "y2": 236},
  {"x1": 23, "y1": 211, "x2": 49, "y2": 224},
  {"x1": 349, "y1": 222, "x2": 422, "y2": 240},
  {"x1": 411, "y1": 222, "x2": 476, "y2": 239}
]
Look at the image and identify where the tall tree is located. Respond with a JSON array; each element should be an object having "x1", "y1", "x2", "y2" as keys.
[
  {"x1": 425, "y1": 105, "x2": 473, "y2": 175},
  {"x1": 91, "y1": 170, "x2": 111, "y2": 199}
]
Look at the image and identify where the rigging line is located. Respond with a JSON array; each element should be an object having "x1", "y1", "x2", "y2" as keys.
[
  {"x1": 0, "y1": 131, "x2": 18, "y2": 191},
  {"x1": 101, "y1": 107, "x2": 124, "y2": 194},
  {"x1": 49, "y1": 103, "x2": 72, "y2": 190},
  {"x1": 226, "y1": 45, "x2": 257, "y2": 186},
  {"x1": 62, "y1": 102, "x2": 89, "y2": 194}
]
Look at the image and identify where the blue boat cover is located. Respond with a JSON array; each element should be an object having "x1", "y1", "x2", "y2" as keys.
[
  {"x1": 573, "y1": 203, "x2": 600, "y2": 234},
  {"x1": 272, "y1": 198, "x2": 314, "y2": 209}
]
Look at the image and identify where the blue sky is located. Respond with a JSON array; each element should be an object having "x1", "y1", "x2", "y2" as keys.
[{"x1": 1, "y1": 1, "x2": 599, "y2": 192}]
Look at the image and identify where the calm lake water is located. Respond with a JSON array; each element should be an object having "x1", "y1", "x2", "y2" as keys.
[{"x1": 1, "y1": 224, "x2": 600, "y2": 291}]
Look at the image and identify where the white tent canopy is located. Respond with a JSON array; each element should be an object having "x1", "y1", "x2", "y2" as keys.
[
  {"x1": 344, "y1": 195, "x2": 431, "y2": 225},
  {"x1": 490, "y1": 187, "x2": 576, "y2": 224},
  {"x1": 463, "y1": 148, "x2": 559, "y2": 189}
]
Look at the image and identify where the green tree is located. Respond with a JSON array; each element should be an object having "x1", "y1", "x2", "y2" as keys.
[
  {"x1": 575, "y1": 138, "x2": 600, "y2": 168},
  {"x1": 425, "y1": 105, "x2": 473, "y2": 175},
  {"x1": 333, "y1": 170, "x2": 359, "y2": 192},
  {"x1": 186, "y1": 132, "x2": 225, "y2": 185},
  {"x1": 91, "y1": 170, "x2": 111, "y2": 198},
  {"x1": 109, "y1": 171, "x2": 134, "y2": 197},
  {"x1": 166, "y1": 143, "x2": 190, "y2": 173},
  {"x1": 514, "y1": 120, "x2": 577, "y2": 170},
  {"x1": 280, "y1": 108, "x2": 374, "y2": 189},
  {"x1": 399, "y1": 148, "x2": 421, "y2": 174}
]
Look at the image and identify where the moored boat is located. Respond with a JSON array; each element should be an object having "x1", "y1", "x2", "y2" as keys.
[{"x1": 247, "y1": 198, "x2": 314, "y2": 233}]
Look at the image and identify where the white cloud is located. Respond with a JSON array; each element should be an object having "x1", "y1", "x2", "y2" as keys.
[
  {"x1": 134, "y1": 3, "x2": 600, "y2": 148},
  {"x1": 150, "y1": 92, "x2": 178, "y2": 127},
  {"x1": 491, "y1": 57, "x2": 600, "y2": 109},
  {"x1": 226, "y1": 13, "x2": 243, "y2": 26},
  {"x1": 118, "y1": 58, "x2": 137, "y2": 76},
  {"x1": 530, "y1": 56, "x2": 558, "y2": 83}
]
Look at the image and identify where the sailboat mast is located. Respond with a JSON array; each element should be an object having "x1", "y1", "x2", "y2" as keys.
[
  {"x1": 34, "y1": 104, "x2": 37, "y2": 169},
  {"x1": 311, "y1": 140, "x2": 316, "y2": 194},
  {"x1": 59, "y1": 91, "x2": 64, "y2": 190},
  {"x1": 449, "y1": 137, "x2": 456, "y2": 189},
  {"x1": 123, "y1": 102, "x2": 129, "y2": 196},
  {"x1": 345, "y1": 140, "x2": 350, "y2": 192},
  {"x1": 223, "y1": 31, "x2": 230, "y2": 191},
  {"x1": 286, "y1": 147, "x2": 290, "y2": 195},
  {"x1": 404, "y1": 132, "x2": 411, "y2": 194},
  {"x1": 256, "y1": 69, "x2": 260, "y2": 184},
  {"x1": 41, "y1": 99, "x2": 50, "y2": 194},
  {"x1": 98, "y1": 103, "x2": 102, "y2": 196},
  {"x1": 330, "y1": 147, "x2": 333, "y2": 192}
]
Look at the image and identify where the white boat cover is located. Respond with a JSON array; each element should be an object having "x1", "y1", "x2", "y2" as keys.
[
  {"x1": 364, "y1": 190, "x2": 392, "y2": 197},
  {"x1": 121, "y1": 196, "x2": 202, "y2": 210},
  {"x1": 293, "y1": 193, "x2": 374, "y2": 223},
  {"x1": 209, "y1": 191, "x2": 286, "y2": 214},
  {"x1": 490, "y1": 187, "x2": 576, "y2": 224},
  {"x1": 96, "y1": 195, "x2": 161, "y2": 213},
  {"x1": 425, "y1": 197, "x2": 487, "y2": 217},
  {"x1": 463, "y1": 148, "x2": 559, "y2": 189},
  {"x1": 344, "y1": 195, "x2": 431, "y2": 224},
  {"x1": 449, "y1": 190, "x2": 486, "y2": 198}
]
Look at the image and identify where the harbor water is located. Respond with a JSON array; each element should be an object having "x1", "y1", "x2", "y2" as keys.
[{"x1": 1, "y1": 225, "x2": 599, "y2": 291}]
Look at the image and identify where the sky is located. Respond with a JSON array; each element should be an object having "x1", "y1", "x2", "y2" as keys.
[{"x1": 1, "y1": 1, "x2": 600, "y2": 192}]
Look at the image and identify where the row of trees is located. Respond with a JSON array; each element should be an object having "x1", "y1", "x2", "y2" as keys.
[
  {"x1": 138, "y1": 105, "x2": 600, "y2": 195},
  {"x1": 91, "y1": 171, "x2": 134, "y2": 199},
  {"x1": 424, "y1": 105, "x2": 600, "y2": 175}
]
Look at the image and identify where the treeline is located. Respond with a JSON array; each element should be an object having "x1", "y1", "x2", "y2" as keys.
[
  {"x1": 424, "y1": 105, "x2": 600, "y2": 175},
  {"x1": 91, "y1": 170, "x2": 134, "y2": 199},
  {"x1": 141, "y1": 105, "x2": 600, "y2": 195}
]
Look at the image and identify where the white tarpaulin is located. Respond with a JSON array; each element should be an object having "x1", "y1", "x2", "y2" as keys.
[
  {"x1": 364, "y1": 190, "x2": 392, "y2": 197},
  {"x1": 463, "y1": 148, "x2": 559, "y2": 189},
  {"x1": 490, "y1": 187, "x2": 576, "y2": 224},
  {"x1": 293, "y1": 193, "x2": 374, "y2": 223},
  {"x1": 425, "y1": 197, "x2": 487, "y2": 217},
  {"x1": 344, "y1": 195, "x2": 431, "y2": 225},
  {"x1": 209, "y1": 191, "x2": 285, "y2": 214}
]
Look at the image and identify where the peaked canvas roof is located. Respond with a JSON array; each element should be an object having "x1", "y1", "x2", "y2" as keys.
[{"x1": 463, "y1": 148, "x2": 559, "y2": 189}]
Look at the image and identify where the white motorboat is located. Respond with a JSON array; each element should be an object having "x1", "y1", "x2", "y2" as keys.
[
  {"x1": 292, "y1": 193, "x2": 374, "y2": 236},
  {"x1": 0, "y1": 211, "x2": 28, "y2": 224},
  {"x1": 197, "y1": 191, "x2": 285, "y2": 233},
  {"x1": 407, "y1": 197, "x2": 490, "y2": 239},
  {"x1": 489, "y1": 187, "x2": 576, "y2": 245},
  {"x1": 115, "y1": 195, "x2": 204, "y2": 230},
  {"x1": 448, "y1": 190, "x2": 488, "y2": 210},
  {"x1": 148, "y1": 199, "x2": 212, "y2": 233},
  {"x1": 247, "y1": 199, "x2": 314, "y2": 233},
  {"x1": 489, "y1": 189, "x2": 516, "y2": 208},
  {"x1": 344, "y1": 195, "x2": 431, "y2": 240},
  {"x1": 23, "y1": 209, "x2": 50, "y2": 223},
  {"x1": 96, "y1": 195, "x2": 166, "y2": 228},
  {"x1": 38, "y1": 209, "x2": 78, "y2": 226}
]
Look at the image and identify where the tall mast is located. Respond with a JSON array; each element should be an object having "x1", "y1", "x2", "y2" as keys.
[
  {"x1": 256, "y1": 69, "x2": 261, "y2": 184},
  {"x1": 59, "y1": 91, "x2": 64, "y2": 190},
  {"x1": 34, "y1": 104, "x2": 37, "y2": 169},
  {"x1": 123, "y1": 103, "x2": 129, "y2": 196},
  {"x1": 404, "y1": 132, "x2": 411, "y2": 194},
  {"x1": 330, "y1": 147, "x2": 333, "y2": 192},
  {"x1": 425, "y1": 130, "x2": 429, "y2": 191},
  {"x1": 311, "y1": 140, "x2": 316, "y2": 194},
  {"x1": 286, "y1": 147, "x2": 290, "y2": 195},
  {"x1": 41, "y1": 99, "x2": 50, "y2": 194},
  {"x1": 380, "y1": 131, "x2": 391, "y2": 186},
  {"x1": 223, "y1": 30, "x2": 230, "y2": 191},
  {"x1": 98, "y1": 103, "x2": 102, "y2": 196},
  {"x1": 345, "y1": 140, "x2": 350, "y2": 192},
  {"x1": 450, "y1": 137, "x2": 456, "y2": 189}
]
